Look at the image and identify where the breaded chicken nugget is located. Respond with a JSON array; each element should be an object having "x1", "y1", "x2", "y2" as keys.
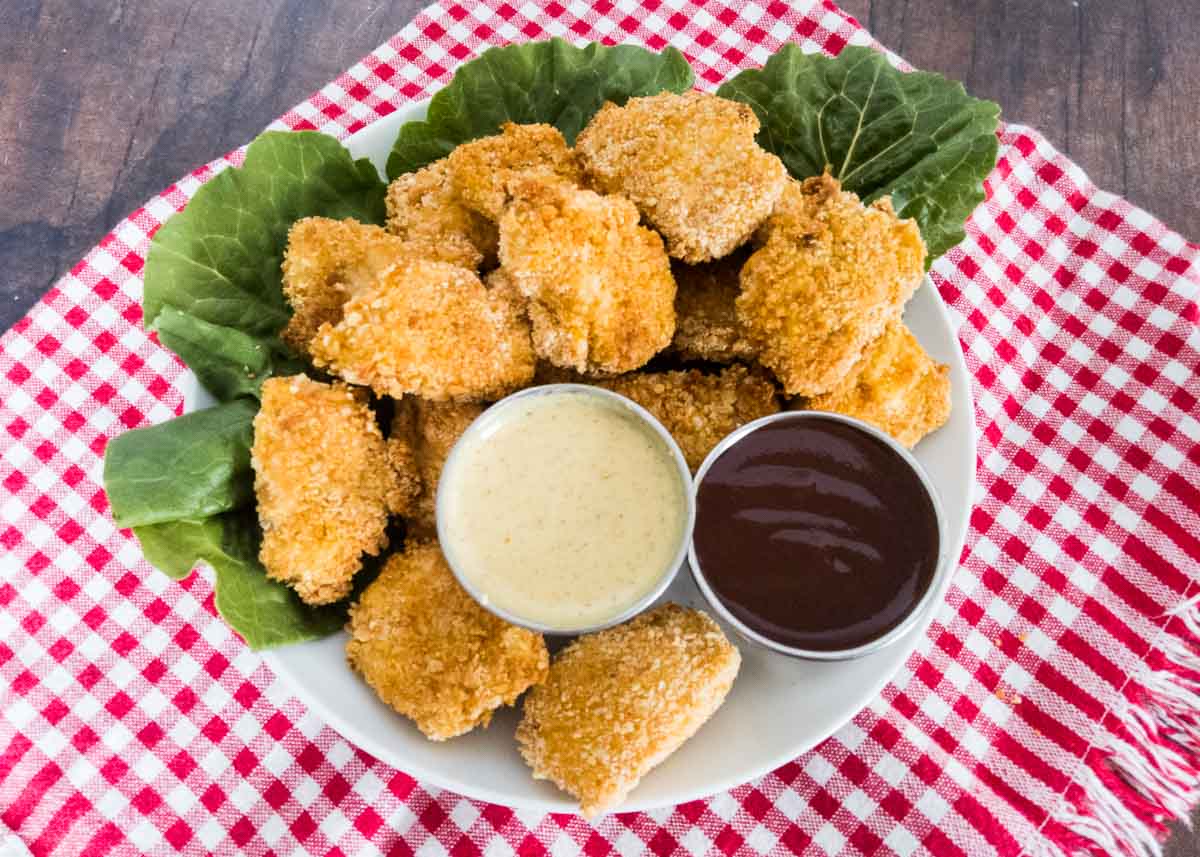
[
  {"x1": 280, "y1": 217, "x2": 415, "y2": 353},
  {"x1": 499, "y1": 176, "x2": 675, "y2": 374},
  {"x1": 802, "y1": 321, "x2": 951, "y2": 447},
  {"x1": 385, "y1": 158, "x2": 499, "y2": 270},
  {"x1": 670, "y1": 252, "x2": 756, "y2": 363},
  {"x1": 575, "y1": 92, "x2": 787, "y2": 262},
  {"x1": 517, "y1": 604, "x2": 740, "y2": 817},
  {"x1": 402, "y1": 398, "x2": 486, "y2": 534},
  {"x1": 383, "y1": 400, "x2": 423, "y2": 519},
  {"x1": 738, "y1": 174, "x2": 926, "y2": 397},
  {"x1": 252, "y1": 376, "x2": 406, "y2": 605},
  {"x1": 597, "y1": 365, "x2": 779, "y2": 470},
  {"x1": 310, "y1": 260, "x2": 535, "y2": 401},
  {"x1": 448, "y1": 122, "x2": 583, "y2": 221},
  {"x1": 347, "y1": 541, "x2": 548, "y2": 740}
]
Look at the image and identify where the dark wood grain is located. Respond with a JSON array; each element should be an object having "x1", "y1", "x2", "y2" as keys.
[
  {"x1": 1, "y1": 2, "x2": 1197, "y2": 852},
  {"x1": 0, "y1": 0, "x2": 427, "y2": 332}
]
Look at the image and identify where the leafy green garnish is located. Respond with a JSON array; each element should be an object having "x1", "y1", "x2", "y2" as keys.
[
  {"x1": 134, "y1": 512, "x2": 346, "y2": 649},
  {"x1": 105, "y1": 129, "x2": 389, "y2": 649},
  {"x1": 104, "y1": 400, "x2": 257, "y2": 528},
  {"x1": 155, "y1": 307, "x2": 305, "y2": 401},
  {"x1": 107, "y1": 401, "x2": 347, "y2": 649},
  {"x1": 718, "y1": 45, "x2": 1000, "y2": 264},
  {"x1": 386, "y1": 37, "x2": 693, "y2": 179},
  {"x1": 143, "y1": 130, "x2": 387, "y2": 391}
]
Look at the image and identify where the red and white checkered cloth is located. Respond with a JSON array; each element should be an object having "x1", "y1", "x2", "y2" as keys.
[{"x1": 3, "y1": 1, "x2": 1199, "y2": 854}]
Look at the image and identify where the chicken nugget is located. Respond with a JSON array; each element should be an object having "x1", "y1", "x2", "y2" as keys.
[
  {"x1": 670, "y1": 252, "x2": 756, "y2": 363},
  {"x1": 347, "y1": 541, "x2": 548, "y2": 740},
  {"x1": 517, "y1": 604, "x2": 740, "y2": 817},
  {"x1": 499, "y1": 176, "x2": 675, "y2": 374},
  {"x1": 738, "y1": 174, "x2": 926, "y2": 397},
  {"x1": 280, "y1": 217, "x2": 415, "y2": 353},
  {"x1": 385, "y1": 158, "x2": 498, "y2": 270},
  {"x1": 802, "y1": 321, "x2": 951, "y2": 447},
  {"x1": 402, "y1": 398, "x2": 486, "y2": 535},
  {"x1": 597, "y1": 365, "x2": 779, "y2": 471},
  {"x1": 383, "y1": 400, "x2": 423, "y2": 519},
  {"x1": 310, "y1": 260, "x2": 535, "y2": 401},
  {"x1": 448, "y1": 122, "x2": 583, "y2": 221},
  {"x1": 575, "y1": 91, "x2": 787, "y2": 262},
  {"x1": 252, "y1": 376, "x2": 406, "y2": 605}
]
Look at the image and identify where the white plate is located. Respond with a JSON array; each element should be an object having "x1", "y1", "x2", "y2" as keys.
[{"x1": 180, "y1": 100, "x2": 976, "y2": 813}]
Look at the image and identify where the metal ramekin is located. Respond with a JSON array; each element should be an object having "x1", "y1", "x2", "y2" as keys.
[
  {"x1": 436, "y1": 383, "x2": 696, "y2": 636},
  {"x1": 688, "y1": 410, "x2": 950, "y2": 662}
]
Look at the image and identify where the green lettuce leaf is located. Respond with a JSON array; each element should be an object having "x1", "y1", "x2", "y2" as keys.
[
  {"x1": 104, "y1": 129, "x2": 389, "y2": 649},
  {"x1": 133, "y1": 512, "x2": 346, "y2": 649},
  {"x1": 386, "y1": 38, "x2": 694, "y2": 179},
  {"x1": 154, "y1": 306, "x2": 306, "y2": 401},
  {"x1": 104, "y1": 400, "x2": 257, "y2": 528},
  {"x1": 717, "y1": 44, "x2": 1000, "y2": 264},
  {"x1": 143, "y1": 130, "x2": 387, "y2": 387}
]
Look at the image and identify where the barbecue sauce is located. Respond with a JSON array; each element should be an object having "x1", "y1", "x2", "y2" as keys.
[{"x1": 693, "y1": 416, "x2": 940, "y2": 651}]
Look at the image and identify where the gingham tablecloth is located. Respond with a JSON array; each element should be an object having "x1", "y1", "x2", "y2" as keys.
[{"x1": 3, "y1": 1, "x2": 1199, "y2": 855}]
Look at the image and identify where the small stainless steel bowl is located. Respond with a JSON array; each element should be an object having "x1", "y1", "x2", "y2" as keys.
[
  {"x1": 688, "y1": 410, "x2": 949, "y2": 662},
  {"x1": 436, "y1": 383, "x2": 696, "y2": 636}
]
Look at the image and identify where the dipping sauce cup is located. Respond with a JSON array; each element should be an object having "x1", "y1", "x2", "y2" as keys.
[
  {"x1": 437, "y1": 384, "x2": 695, "y2": 636},
  {"x1": 689, "y1": 411, "x2": 949, "y2": 661}
]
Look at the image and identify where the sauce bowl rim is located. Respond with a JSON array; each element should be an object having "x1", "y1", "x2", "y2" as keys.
[
  {"x1": 436, "y1": 383, "x2": 697, "y2": 637},
  {"x1": 688, "y1": 410, "x2": 950, "y2": 662}
]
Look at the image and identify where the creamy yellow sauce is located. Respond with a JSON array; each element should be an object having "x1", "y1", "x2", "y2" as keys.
[{"x1": 439, "y1": 391, "x2": 688, "y2": 631}]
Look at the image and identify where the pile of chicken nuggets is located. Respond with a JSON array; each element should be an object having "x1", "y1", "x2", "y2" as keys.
[{"x1": 248, "y1": 90, "x2": 951, "y2": 816}]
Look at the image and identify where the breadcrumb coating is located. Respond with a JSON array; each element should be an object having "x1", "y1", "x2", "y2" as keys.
[
  {"x1": 448, "y1": 122, "x2": 583, "y2": 221},
  {"x1": 385, "y1": 158, "x2": 498, "y2": 270},
  {"x1": 499, "y1": 176, "x2": 675, "y2": 374},
  {"x1": 403, "y1": 397, "x2": 486, "y2": 534},
  {"x1": 383, "y1": 400, "x2": 423, "y2": 519},
  {"x1": 738, "y1": 174, "x2": 926, "y2": 397},
  {"x1": 516, "y1": 604, "x2": 740, "y2": 817},
  {"x1": 280, "y1": 217, "x2": 415, "y2": 353},
  {"x1": 252, "y1": 376, "x2": 404, "y2": 605},
  {"x1": 575, "y1": 91, "x2": 787, "y2": 262},
  {"x1": 347, "y1": 541, "x2": 548, "y2": 741},
  {"x1": 310, "y1": 259, "x2": 535, "y2": 401},
  {"x1": 802, "y1": 321, "x2": 951, "y2": 447},
  {"x1": 670, "y1": 253, "x2": 757, "y2": 363},
  {"x1": 597, "y1": 365, "x2": 779, "y2": 471}
]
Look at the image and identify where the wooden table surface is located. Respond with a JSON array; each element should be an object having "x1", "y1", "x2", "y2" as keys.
[{"x1": 1, "y1": 0, "x2": 1196, "y2": 852}]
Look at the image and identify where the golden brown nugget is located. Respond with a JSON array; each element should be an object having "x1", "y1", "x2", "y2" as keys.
[
  {"x1": 499, "y1": 176, "x2": 675, "y2": 374},
  {"x1": 310, "y1": 260, "x2": 535, "y2": 401},
  {"x1": 575, "y1": 91, "x2": 787, "y2": 262},
  {"x1": 738, "y1": 175, "x2": 926, "y2": 397},
  {"x1": 517, "y1": 604, "x2": 740, "y2": 817},
  {"x1": 347, "y1": 541, "x2": 548, "y2": 741},
  {"x1": 597, "y1": 366, "x2": 779, "y2": 471},
  {"x1": 448, "y1": 122, "x2": 583, "y2": 221},
  {"x1": 670, "y1": 253, "x2": 756, "y2": 363},
  {"x1": 403, "y1": 398, "x2": 486, "y2": 533},
  {"x1": 252, "y1": 376, "x2": 406, "y2": 605},
  {"x1": 385, "y1": 158, "x2": 498, "y2": 270},
  {"x1": 803, "y1": 321, "x2": 951, "y2": 447},
  {"x1": 280, "y1": 217, "x2": 415, "y2": 353},
  {"x1": 383, "y1": 401, "x2": 423, "y2": 519}
]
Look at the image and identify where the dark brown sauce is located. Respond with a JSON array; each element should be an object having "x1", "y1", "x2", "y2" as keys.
[{"x1": 693, "y1": 416, "x2": 939, "y2": 651}]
